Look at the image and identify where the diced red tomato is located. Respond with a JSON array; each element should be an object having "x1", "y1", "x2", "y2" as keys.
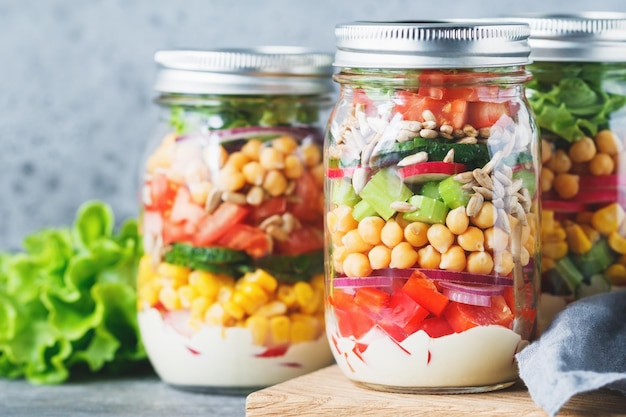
[
  {"x1": 330, "y1": 291, "x2": 376, "y2": 339},
  {"x1": 502, "y1": 285, "x2": 537, "y2": 324},
  {"x1": 216, "y1": 224, "x2": 270, "y2": 258},
  {"x1": 142, "y1": 210, "x2": 163, "y2": 236},
  {"x1": 193, "y1": 202, "x2": 249, "y2": 246},
  {"x1": 145, "y1": 173, "x2": 179, "y2": 212},
  {"x1": 401, "y1": 271, "x2": 449, "y2": 316},
  {"x1": 442, "y1": 295, "x2": 514, "y2": 333},
  {"x1": 467, "y1": 101, "x2": 510, "y2": 129},
  {"x1": 394, "y1": 91, "x2": 468, "y2": 130},
  {"x1": 162, "y1": 218, "x2": 192, "y2": 245},
  {"x1": 417, "y1": 70, "x2": 501, "y2": 102},
  {"x1": 378, "y1": 289, "x2": 429, "y2": 341},
  {"x1": 247, "y1": 196, "x2": 287, "y2": 224},
  {"x1": 288, "y1": 171, "x2": 323, "y2": 223},
  {"x1": 354, "y1": 287, "x2": 390, "y2": 315},
  {"x1": 353, "y1": 88, "x2": 376, "y2": 115},
  {"x1": 275, "y1": 225, "x2": 324, "y2": 256},
  {"x1": 416, "y1": 317, "x2": 455, "y2": 338},
  {"x1": 169, "y1": 187, "x2": 206, "y2": 225}
]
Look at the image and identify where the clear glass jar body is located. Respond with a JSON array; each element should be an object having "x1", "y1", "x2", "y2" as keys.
[
  {"x1": 137, "y1": 93, "x2": 334, "y2": 393},
  {"x1": 324, "y1": 67, "x2": 540, "y2": 393},
  {"x1": 528, "y1": 62, "x2": 626, "y2": 331}
]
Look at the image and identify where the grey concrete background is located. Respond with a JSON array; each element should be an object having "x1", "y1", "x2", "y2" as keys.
[{"x1": 2, "y1": 0, "x2": 626, "y2": 250}]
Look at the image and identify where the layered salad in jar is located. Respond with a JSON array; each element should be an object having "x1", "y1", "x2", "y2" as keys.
[
  {"x1": 137, "y1": 98, "x2": 333, "y2": 392},
  {"x1": 325, "y1": 70, "x2": 539, "y2": 392},
  {"x1": 530, "y1": 63, "x2": 626, "y2": 331}
]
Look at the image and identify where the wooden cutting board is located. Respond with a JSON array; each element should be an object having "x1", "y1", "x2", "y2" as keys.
[{"x1": 246, "y1": 365, "x2": 626, "y2": 416}]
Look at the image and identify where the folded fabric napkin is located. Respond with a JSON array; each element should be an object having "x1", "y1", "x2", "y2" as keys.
[{"x1": 516, "y1": 289, "x2": 626, "y2": 417}]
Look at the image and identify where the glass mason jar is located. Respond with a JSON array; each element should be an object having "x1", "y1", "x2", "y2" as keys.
[
  {"x1": 136, "y1": 47, "x2": 336, "y2": 393},
  {"x1": 512, "y1": 13, "x2": 626, "y2": 331},
  {"x1": 324, "y1": 21, "x2": 540, "y2": 393}
]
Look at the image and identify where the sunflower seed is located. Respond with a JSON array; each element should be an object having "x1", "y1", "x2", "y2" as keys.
[
  {"x1": 440, "y1": 124, "x2": 454, "y2": 135},
  {"x1": 457, "y1": 136, "x2": 478, "y2": 144},
  {"x1": 260, "y1": 214, "x2": 283, "y2": 230},
  {"x1": 422, "y1": 109, "x2": 437, "y2": 122},
  {"x1": 443, "y1": 148, "x2": 455, "y2": 163},
  {"x1": 466, "y1": 193, "x2": 484, "y2": 217},
  {"x1": 222, "y1": 191, "x2": 247, "y2": 205},
  {"x1": 420, "y1": 128, "x2": 439, "y2": 139},
  {"x1": 205, "y1": 188, "x2": 222, "y2": 213},
  {"x1": 352, "y1": 167, "x2": 369, "y2": 194},
  {"x1": 478, "y1": 127, "x2": 491, "y2": 138},
  {"x1": 390, "y1": 201, "x2": 417, "y2": 212},
  {"x1": 398, "y1": 151, "x2": 428, "y2": 167},
  {"x1": 473, "y1": 168, "x2": 494, "y2": 189},
  {"x1": 472, "y1": 186, "x2": 493, "y2": 199},
  {"x1": 481, "y1": 150, "x2": 503, "y2": 175},
  {"x1": 454, "y1": 171, "x2": 476, "y2": 184},
  {"x1": 463, "y1": 124, "x2": 479, "y2": 137},
  {"x1": 422, "y1": 120, "x2": 438, "y2": 130},
  {"x1": 267, "y1": 224, "x2": 289, "y2": 242}
]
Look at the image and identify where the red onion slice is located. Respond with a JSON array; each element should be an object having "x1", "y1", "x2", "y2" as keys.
[
  {"x1": 442, "y1": 288, "x2": 492, "y2": 307},
  {"x1": 333, "y1": 276, "x2": 396, "y2": 288},
  {"x1": 438, "y1": 281, "x2": 505, "y2": 296}
]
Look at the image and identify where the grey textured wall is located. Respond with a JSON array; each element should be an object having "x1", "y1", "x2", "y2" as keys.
[{"x1": 2, "y1": 0, "x2": 626, "y2": 250}]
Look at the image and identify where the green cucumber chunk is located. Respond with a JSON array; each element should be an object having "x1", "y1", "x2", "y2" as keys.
[
  {"x1": 352, "y1": 199, "x2": 379, "y2": 222},
  {"x1": 359, "y1": 168, "x2": 413, "y2": 221},
  {"x1": 420, "y1": 181, "x2": 442, "y2": 201},
  {"x1": 438, "y1": 176, "x2": 470, "y2": 209},
  {"x1": 254, "y1": 250, "x2": 324, "y2": 283},
  {"x1": 331, "y1": 178, "x2": 361, "y2": 207},
  {"x1": 164, "y1": 243, "x2": 252, "y2": 275},
  {"x1": 512, "y1": 169, "x2": 537, "y2": 197},
  {"x1": 402, "y1": 195, "x2": 449, "y2": 224}
]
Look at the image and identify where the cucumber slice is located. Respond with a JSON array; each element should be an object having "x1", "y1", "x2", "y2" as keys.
[
  {"x1": 402, "y1": 195, "x2": 449, "y2": 224},
  {"x1": 438, "y1": 176, "x2": 470, "y2": 209},
  {"x1": 359, "y1": 168, "x2": 413, "y2": 221},
  {"x1": 352, "y1": 199, "x2": 378, "y2": 222},
  {"x1": 420, "y1": 181, "x2": 442, "y2": 201},
  {"x1": 573, "y1": 240, "x2": 616, "y2": 278},
  {"x1": 254, "y1": 250, "x2": 324, "y2": 283},
  {"x1": 164, "y1": 243, "x2": 252, "y2": 275},
  {"x1": 575, "y1": 274, "x2": 611, "y2": 299},
  {"x1": 331, "y1": 178, "x2": 361, "y2": 207}
]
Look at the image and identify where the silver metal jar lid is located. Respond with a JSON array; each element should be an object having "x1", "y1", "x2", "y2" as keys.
[
  {"x1": 333, "y1": 21, "x2": 532, "y2": 69},
  {"x1": 507, "y1": 12, "x2": 626, "y2": 62},
  {"x1": 154, "y1": 46, "x2": 335, "y2": 95}
]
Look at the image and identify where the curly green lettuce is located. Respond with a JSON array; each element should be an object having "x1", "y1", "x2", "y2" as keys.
[
  {"x1": 0, "y1": 201, "x2": 147, "y2": 384},
  {"x1": 527, "y1": 63, "x2": 626, "y2": 142}
]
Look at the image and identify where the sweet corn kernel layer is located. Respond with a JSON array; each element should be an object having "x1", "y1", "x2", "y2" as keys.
[
  {"x1": 541, "y1": 203, "x2": 626, "y2": 285},
  {"x1": 137, "y1": 256, "x2": 326, "y2": 347}
]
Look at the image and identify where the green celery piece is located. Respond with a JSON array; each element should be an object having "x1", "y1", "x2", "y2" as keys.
[
  {"x1": 359, "y1": 168, "x2": 412, "y2": 220},
  {"x1": 351, "y1": 199, "x2": 378, "y2": 222},
  {"x1": 553, "y1": 256, "x2": 584, "y2": 293},
  {"x1": 402, "y1": 195, "x2": 449, "y2": 224},
  {"x1": 420, "y1": 181, "x2": 442, "y2": 201},
  {"x1": 438, "y1": 176, "x2": 470, "y2": 209},
  {"x1": 331, "y1": 178, "x2": 361, "y2": 207}
]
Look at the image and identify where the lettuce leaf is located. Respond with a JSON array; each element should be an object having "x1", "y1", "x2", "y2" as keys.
[{"x1": 0, "y1": 201, "x2": 147, "y2": 384}]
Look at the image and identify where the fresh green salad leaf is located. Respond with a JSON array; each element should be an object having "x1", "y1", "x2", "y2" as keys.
[
  {"x1": 0, "y1": 201, "x2": 147, "y2": 384},
  {"x1": 527, "y1": 63, "x2": 626, "y2": 142}
]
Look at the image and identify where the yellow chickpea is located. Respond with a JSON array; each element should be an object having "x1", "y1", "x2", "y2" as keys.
[
  {"x1": 242, "y1": 161, "x2": 266, "y2": 186},
  {"x1": 368, "y1": 245, "x2": 392, "y2": 269},
  {"x1": 553, "y1": 173, "x2": 580, "y2": 199},
  {"x1": 390, "y1": 242, "x2": 419, "y2": 269},
  {"x1": 568, "y1": 136, "x2": 597, "y2": 163},
  {"x1": 589, "y1": 152, "x2": 615, "y2": 176},
  {"x1": 439, "y1": 245, "x2": 467, "y2": 272},
  {"x1": 426, "y1": 223, "x2": 455, "y2": 253},
  {"x1": 241, "y1": 139, "x2": 263, "y2": 160},
  {"x1": 272, "y1": 135, "x2": 299, "y2": 154},
  {"x1": 358, "y1": 216, "x2": 386, "y2": 246},
  {"x1": 596, "y1": 129, "x2": 623, "y2": 155},
  {"x1": 466, "y1": 251, "x2": 494, "y2": 274},
  {"x1": 471, "y1": 201, "x2": 497, "y2": 229},
  {"x1": 541, "y1": 139, "x2": 553, "y2": 164},
  {"x1": 301, "y1": 142, "x2": 322, "y2": 167},
  {"x1": 541, "y1": 167, "x2": 555, "y2": 192},
  {"x1": 547, "y1": 149, "x2": 572, "y2": 173},
  {"x1": 342, "y1": 229, "x2": 374, "y2": 253},
  {"x1": 457, "y1": 226, "x2": 485, "y2": 252},
  {"x1": 259, "y1": 147, "x2": 285, "y2": 170},
  {"x1": 343, "y1": 253, "x2": 373, "y2": 277},
  {"x1": 404, "y1": 221, "x2": 430, "y2": 248},
  {"x1": 217, "y1": 166, "x2": 246, "y2": 191},
  {"x1": 381, "y1": 220, "x2": 404, "y2": 248},
  {"x1": 263, "y1": 170, "x2": 288, "y2": 196},
  {"x1": 446, "y1": 206, "x2": 470, "y2": 235},
  {"x1": 417, "y1": 245, "x2": 441, "y2": 269},
  {"x1": 484, "y1": 227, "x2": 509, "y2": 252},
  {"x1": 328, "y1": 205, "x2": 358, "y2": 233},
  {"x1": 283, "y1": 155, "x2": 304, "y2": 179},
  {"x1": 225, "y1": 151, "x2": 250, "y2": 171},
  {"x1": 494, "y1": 251, "x2": 515, "y2": 275}
]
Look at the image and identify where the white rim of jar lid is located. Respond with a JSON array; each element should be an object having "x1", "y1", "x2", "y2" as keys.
[
  {"x1": 333, "y1": 20, "x2": 532, "y2": 69},
  {"x1": 154, "y1": 46, "x2": 335, "y2": 95},
  {"x1": 506, "y1": 12, "x2": 626, "y2": 62}
]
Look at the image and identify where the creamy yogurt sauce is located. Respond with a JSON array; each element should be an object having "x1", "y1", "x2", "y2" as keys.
[
  {"x1": 139, "y1": 308, "x2": 334, "y2": 389},
  {"x1": 328, "y1": 321, "x2": 524, "y2": 390}
]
